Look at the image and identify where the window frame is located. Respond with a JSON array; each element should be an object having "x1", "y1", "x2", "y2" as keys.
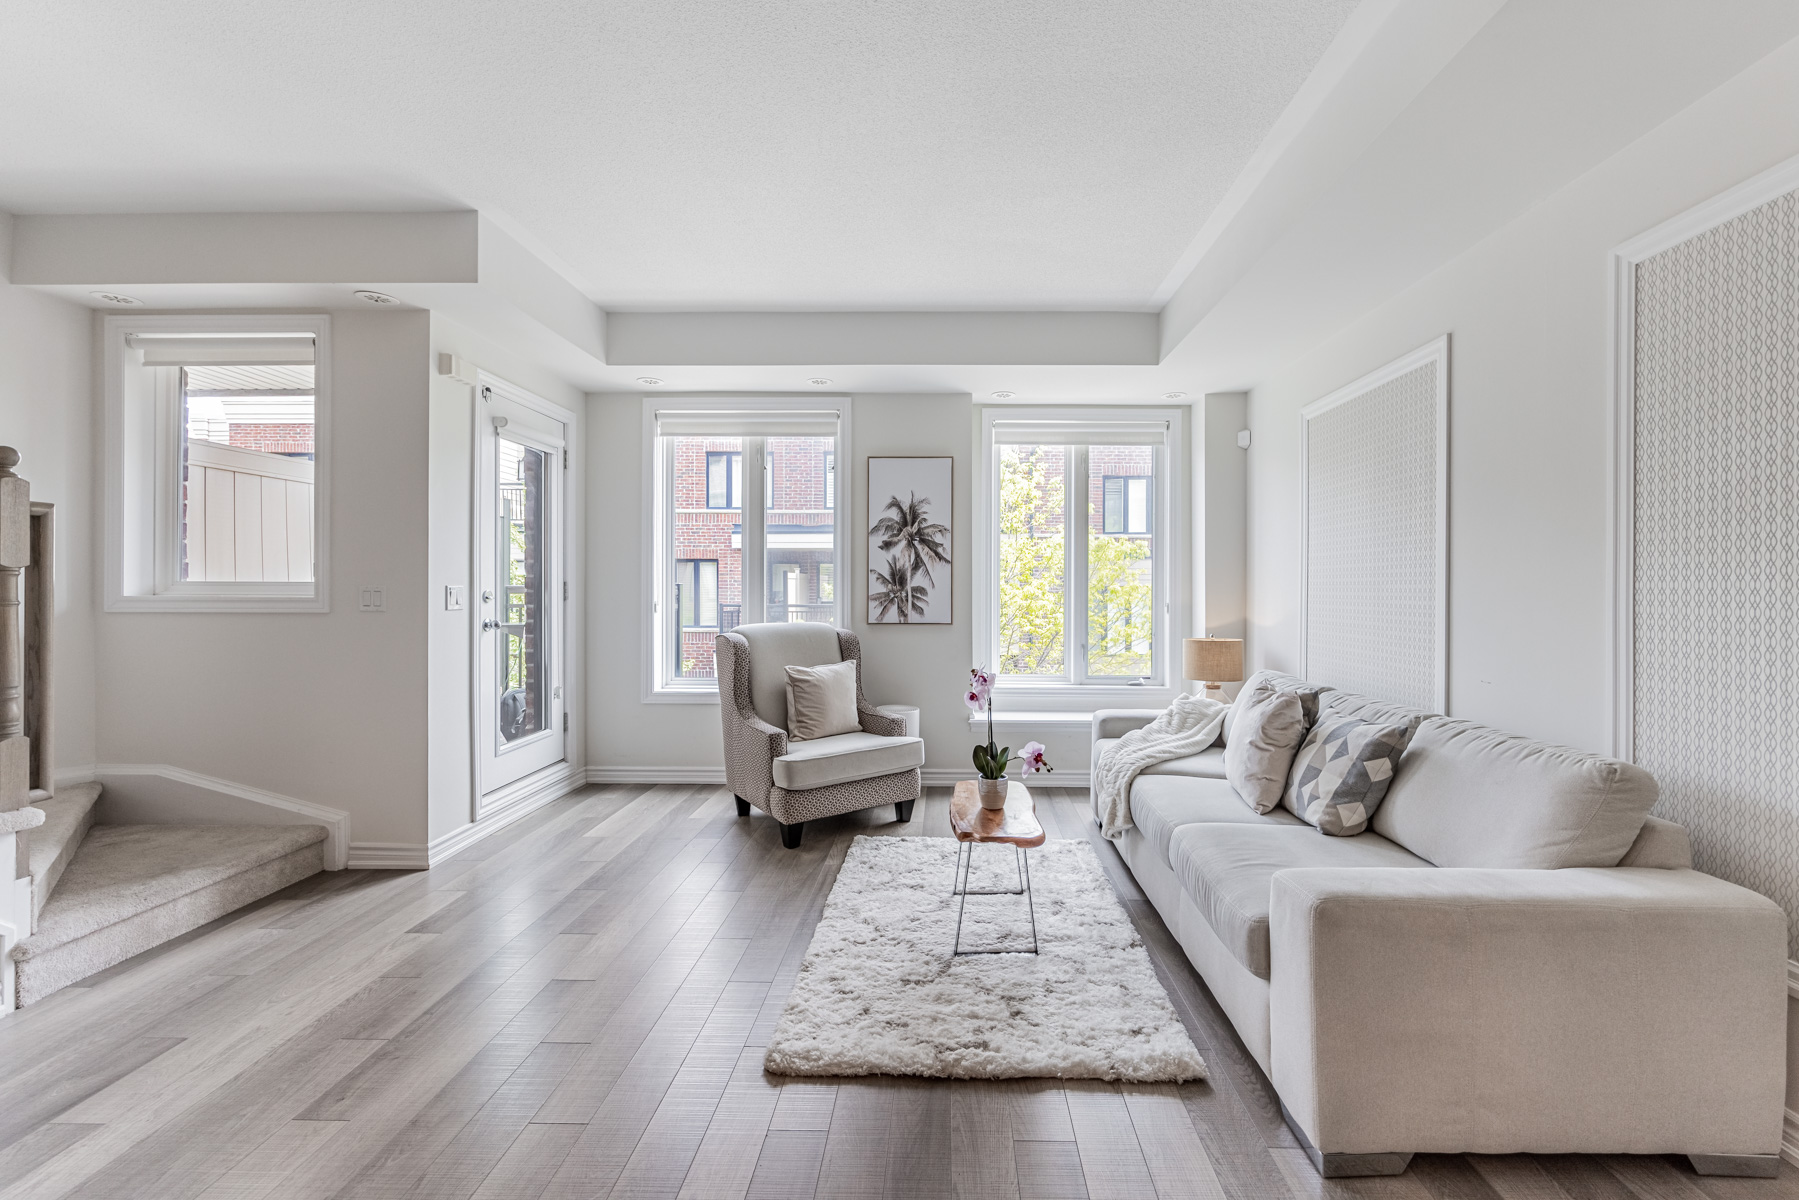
[
  {"x1": 705, "y1": 451, "x2": 741, "y2": 509},
  {"x1": 1101, "y1": 474, "x2": 1152, "y2": 535},
  {"x1": 104, "y1": 313, "x2": 332, "y2": 613},
  {"x1": 974, "y1": 405, "x2": 1187, "y2": 710},
  {"x1": 642, "y1": 395, "x2": 851, "y2": 703},
  {"x1": 675, "y1": 557, "x2": 720, "y2": 630}
]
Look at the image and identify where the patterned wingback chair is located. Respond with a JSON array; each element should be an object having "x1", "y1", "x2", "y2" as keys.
[{"x1": 716, "y1": 624, "x2": 924, "y2": 848}]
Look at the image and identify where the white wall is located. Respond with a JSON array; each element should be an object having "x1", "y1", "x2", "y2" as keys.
[
  {"x1": 0, "y1": 279, "x2": 96, "y2": 778},
  {"x1": 427, "y1": 314, "x2": 586, "y2": 845},
  {"x1": 586, "y1": 392, "x2": 982, "y2": 778},
  {"x1": 96, "y1": 309, "x2": 432, "y2": 846},
  {"x1": 1246, "y1": 37, "x2": 1799, "y2": 753}
]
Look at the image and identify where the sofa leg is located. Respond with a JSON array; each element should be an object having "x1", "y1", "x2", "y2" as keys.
[
  {"x1": 895, "y1": 799, "x2": 916, "y2": 823},
  {"x1": 1688, "y1": 1155, "x2": 1781, "y2": 1178},
  {"x1": 734, "y1": 795, "x2": 750, "y2": 817},
  {"x1": 1281, "y1": 1105, "x2": 1411, "y2": 1177},
  {"x1": 779, "y1": 821, "x2": 804, "y2": 849}
]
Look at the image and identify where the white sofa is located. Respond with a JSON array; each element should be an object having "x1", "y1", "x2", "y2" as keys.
[{"x1": 1093, "y1": 670, "x2": 1788, "y2": 1178}]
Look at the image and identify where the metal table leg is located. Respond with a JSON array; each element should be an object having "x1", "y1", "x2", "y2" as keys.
[{"x1": 950, "y1": 840, "x2": 1039, "y2": 956}]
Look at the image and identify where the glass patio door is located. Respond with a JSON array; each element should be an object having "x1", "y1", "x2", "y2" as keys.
[{"x1": 477, "y1": 382, "x2": 565, "y2": 807}]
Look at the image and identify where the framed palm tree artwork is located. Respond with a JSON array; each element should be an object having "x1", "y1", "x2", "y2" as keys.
[{"x1": 867, "y1": 456, "x2": 952, "y2": 624}]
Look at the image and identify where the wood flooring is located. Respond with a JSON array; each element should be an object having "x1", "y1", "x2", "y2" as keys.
[{"x1": 0, "y1": 783, "x2": 1791, "y2": 1200}]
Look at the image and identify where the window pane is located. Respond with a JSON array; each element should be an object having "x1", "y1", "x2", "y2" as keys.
[
  {"x1": 998, "y1": 445, "x2": 1066, "y2": 676},
  {"x1": 1089, "y1": 446, "x2": 1155, "y2": 677},
  {"x1": 675, "y1": 437, "x2": 743, "y2": 678},
  {"x1": 498, "y1": 437, "x2": 548, "y2": 742},
  {"x1": 179, "y1": 363, "x2": 316, "y2": 582},
  {"x1": 767, "y1": 436, "x2": 835, "y2": 624}
]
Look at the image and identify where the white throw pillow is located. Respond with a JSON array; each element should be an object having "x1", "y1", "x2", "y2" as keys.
[
  {"x1": 1223, "y1": 685, "x2": 1312, "y2": 813},
  {"x1": 784, "y1": 660, "x2": 861, "y2": 741}
]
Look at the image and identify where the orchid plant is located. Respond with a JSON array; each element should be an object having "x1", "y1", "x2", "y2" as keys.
[{"x1": 965, "y1": 666, "x2": 1053, "y2": 781}]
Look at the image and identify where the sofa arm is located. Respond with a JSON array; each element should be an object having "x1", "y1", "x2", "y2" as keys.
[
  {"x1": 857, "y1": 701, "x2": 906, "y2": 738},
  {"x1": 1092, "y1": 709, "x2": 1160, "y2": 742},
  {"x1": 1268, "y1": 866, "x2": 1787, "y2": 1158}
]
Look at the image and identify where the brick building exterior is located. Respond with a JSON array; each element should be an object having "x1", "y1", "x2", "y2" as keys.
[{"x1": 673, "y1": 435, "x2": 835, "y2": 678}]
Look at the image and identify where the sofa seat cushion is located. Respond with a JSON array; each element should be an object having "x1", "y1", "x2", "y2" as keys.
[
  {"x1": 1130, "y1": 775, "x2": 1303, "y2": 868},
  {"x1": 773, "y1": 732, "x2": 924, "y2": 791},
  {"x1": 1168, "y1": 824, "x2": 1432, "y2": 980},
  {"x1": 1093, "y1": 738, "x2": 1227, "y2": 780}
]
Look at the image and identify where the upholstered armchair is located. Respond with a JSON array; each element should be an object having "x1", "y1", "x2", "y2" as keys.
[{"x1": 716, "y1": 623, "x2": 924, "y2": 848}]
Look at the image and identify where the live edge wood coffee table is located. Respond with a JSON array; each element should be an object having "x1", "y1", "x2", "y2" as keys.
[{"x1": 949, "y1": 780, "x2": 1047, "y2": 956}]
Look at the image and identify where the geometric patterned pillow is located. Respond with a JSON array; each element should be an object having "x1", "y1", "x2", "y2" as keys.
[{"x1": 1284, "y1": 712, "x2": 1423, "y2": 836}]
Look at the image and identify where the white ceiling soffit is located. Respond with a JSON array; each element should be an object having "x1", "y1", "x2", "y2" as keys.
[{"x1": 0, "y1": 0, "x2": 1360, "y2": 312}]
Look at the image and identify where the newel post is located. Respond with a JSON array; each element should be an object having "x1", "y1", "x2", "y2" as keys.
[{"x1": 0, "y1": 447, "x2": 31, "y2": 879}]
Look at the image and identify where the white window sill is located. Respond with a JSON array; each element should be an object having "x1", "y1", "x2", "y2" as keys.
[
  {"x1": 106, "y1": 591, "x2": 328, "y2": 614},
  {"x1": 645, "y1": 685, "x2": 721, "y2": 705},
  {"x1": 988, "y1": 683, "x2": 1173, "y2": 711},
  {"x1": 968, "y1": 711, "x2": 1102, "y2": 727}
]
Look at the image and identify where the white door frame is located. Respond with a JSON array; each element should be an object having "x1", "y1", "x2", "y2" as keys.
[{"x1": 472, "y1": 371, "x2": 574, "y2": 818}]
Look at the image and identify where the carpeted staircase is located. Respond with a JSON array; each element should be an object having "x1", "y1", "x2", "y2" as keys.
[{"x1": 10, "y1": 783, "x2": 326, "y2": 1006}]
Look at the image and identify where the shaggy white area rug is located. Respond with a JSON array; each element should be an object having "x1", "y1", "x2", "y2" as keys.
[{"x1": 764, "y1": 836, "x2": 1206, "y2": 1082}]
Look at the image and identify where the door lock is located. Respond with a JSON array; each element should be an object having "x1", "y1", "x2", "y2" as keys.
[{"x1": 482, "y1": 619, "x2": 501, "y2": 631}]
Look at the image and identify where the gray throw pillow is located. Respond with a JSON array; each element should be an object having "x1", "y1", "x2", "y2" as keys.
[
  {"x1": 1223, "y1": 686, "x2": 1312, "y2": 814},
  {"x1": 1286, "y1": 712, "x2": 1423, "y2": 836},
  {"x1": 784, "y1": 660, "x2": 861, "y2": 741}
]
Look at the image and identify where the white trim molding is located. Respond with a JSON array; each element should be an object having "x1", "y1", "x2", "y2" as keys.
[
  {"x1": 1298, "y1": 335, "x2": 1449, "y2": 712},
  {"x1": 346, "y1": 843, "x2": 428, "y2": 870},
  {"x1": 92, "y1": 762, "x2": 350, "y2": 870},
  {"x1": 1785, "y1": 1107, "x2": 1799, "y2": 1169},
  {"x1": 452, "y1": 760, "x2": 585, "y2": 860},
  {"x1": 102, "y1": 313, "x2": 333, "y2": 613},
  {"x1": 1608, "y1": 151, "x2": 1799, "y2": 759}
]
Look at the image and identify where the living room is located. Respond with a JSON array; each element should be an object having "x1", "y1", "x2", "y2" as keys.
[{"x1": 1, "y1": 0, "x2": 1797, "y2": 1196}]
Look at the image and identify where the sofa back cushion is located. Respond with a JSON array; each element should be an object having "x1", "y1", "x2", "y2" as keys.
[
  {"x1": 735, "y1": 622, "x2": 844, "y2": 730},
  {"x1": 1372, "y1": 717, "x2": 1659, "y2": 868}
]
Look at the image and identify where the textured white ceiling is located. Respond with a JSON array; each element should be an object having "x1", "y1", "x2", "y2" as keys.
[{"x1": 0, "y1": 0, "x2": 1357, "y2": 310}]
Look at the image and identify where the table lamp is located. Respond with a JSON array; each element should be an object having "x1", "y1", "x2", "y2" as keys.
[{"x1": 1183, "y1": 637, "x2": 1244, "y2": 702}]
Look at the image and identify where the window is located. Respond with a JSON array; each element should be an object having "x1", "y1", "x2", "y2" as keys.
[
  {"x1": 824, "y1": 452, "x2": 836, "y2": 509},
  {"x1": 676, "y1": 559, "x2": 720, "y2": 629},
  {"x1": 104, "y1": 315, "x2": 331, "y2": 612},
  {"x1": 648, "y1": 401, "x2": 847, "y2": 697},
  {"x1": 1102, "y1": 476, "x2": 1151, "y2": 534},
  {"x1": 706, "y1": 451, "x2": 742, "y2": 508},
  {"x1": 976, "y1": 409, "x2": 1183, "y2": 701}
]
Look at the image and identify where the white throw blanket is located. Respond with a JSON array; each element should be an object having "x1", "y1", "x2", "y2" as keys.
[{"x1": 1092, "y1": 693, "x2": 1228, "y2": 840}]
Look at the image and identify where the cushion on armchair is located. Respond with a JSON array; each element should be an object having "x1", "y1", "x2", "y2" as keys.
[
  {"x1": 784, "y1": 660, "x2": 860, "y2": 740},
  {"x1": 773, "y1": 732, "x2": 925, "y2": 791}
]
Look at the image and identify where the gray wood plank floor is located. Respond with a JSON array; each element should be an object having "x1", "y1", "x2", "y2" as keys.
[{"x1": 0, "y1": 784, "x2": 1792, "y2": 1200}]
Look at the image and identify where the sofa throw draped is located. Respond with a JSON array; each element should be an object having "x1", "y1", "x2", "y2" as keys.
[{"x1": 1093, "y1": 693, "x2": 1228, "y2": 839}]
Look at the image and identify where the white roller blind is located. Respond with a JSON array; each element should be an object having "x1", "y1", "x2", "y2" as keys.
[
  {"x1": 655, "y1": 409, "x2": 839, "y2": 438},
  {"x1": 130, "y1": 334, "x2": 315, "y2": 366},
  {"x1": 992, "y1": 419, "x2": 1166, "y2": 446}
]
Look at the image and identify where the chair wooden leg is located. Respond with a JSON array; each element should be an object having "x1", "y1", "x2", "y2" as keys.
[
  {"x1": 895, "y1": 799, "x2": 916, "y2": 823},
  {"x1": 734, "y1": 795, "x2": 750, "y2": 817},
  {"x1": 780, "y1": 821, "x2": 804, "y2": 849}
]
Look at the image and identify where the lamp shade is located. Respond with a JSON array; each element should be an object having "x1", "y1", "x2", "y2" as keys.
[{"x1": 1183, "y1": 637, "x2": 1243, "y2": 683}]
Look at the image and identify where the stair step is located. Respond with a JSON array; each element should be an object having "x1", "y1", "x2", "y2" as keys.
[
  {"x1": 28, "y1": 783, "x2": 103, "y2": 921},
  {"x1": 12, "y1": 823, "x2": 327, "y2": 1006}
]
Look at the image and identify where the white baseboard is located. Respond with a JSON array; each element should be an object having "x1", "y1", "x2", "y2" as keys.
[
  {"x1": 428, "y1": 763, "x2": 586, "y2": 866},
  {"x1": 348, "y1": 763, "x2": 588, "y2": 870},
  {"x1": 346, "y1": 842, "x2": 428, "y2": 870},
  {"x1": 586, "y1": 765, "x2": 726, "y2": 785},
  {"x1": 92, "y1": 762, "x2": 351, "y2": 871},
  {"x1": 585, "y1": 765, "x2": 1092, "y2": 790}
]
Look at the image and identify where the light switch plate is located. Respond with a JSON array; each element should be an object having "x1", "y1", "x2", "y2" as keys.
[
  {"x1": 359, "y1": 587, "x2": 385, "y2": 612},
  {"x1": 444, "y1": 585, "x2": 465, "y2": 611}
]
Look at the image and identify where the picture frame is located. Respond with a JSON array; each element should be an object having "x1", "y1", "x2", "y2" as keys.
[{"x1": 866, "y1": 456, "x2": 953, "y2": 624}]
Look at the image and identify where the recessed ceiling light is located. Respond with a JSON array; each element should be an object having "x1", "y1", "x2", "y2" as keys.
[
  {"x1": 807, "y1": 378, "x2": 833, "y2": 387},
  {"x1": 353, "y1": 290, "x2": 399, "y2": 305},
  {"x1": 90, "y1": 291, "x2": 142, "y2": 306},
  {"x1": 1162, "y1": 391, "x2": 1188, "y2": 400},
  {"x1": 991, "y1": 391, "x2": 1016, "y2": 399},
  {"x1": 637, "y1": 377, "x2": 664, "y2": 386}
]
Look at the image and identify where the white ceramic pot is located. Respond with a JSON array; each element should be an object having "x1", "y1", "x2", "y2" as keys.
[{"x1": 977, "y1": 777, "x2": 1009, "y2": 809}]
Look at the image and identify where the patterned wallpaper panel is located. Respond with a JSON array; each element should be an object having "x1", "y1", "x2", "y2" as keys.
[
  {"x1": 1634, "y1": 188, "x2": 1799, "y2": 956},
  {"x1": 1304, "y1": 360, "x2": 1440, "y2": 711}
]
